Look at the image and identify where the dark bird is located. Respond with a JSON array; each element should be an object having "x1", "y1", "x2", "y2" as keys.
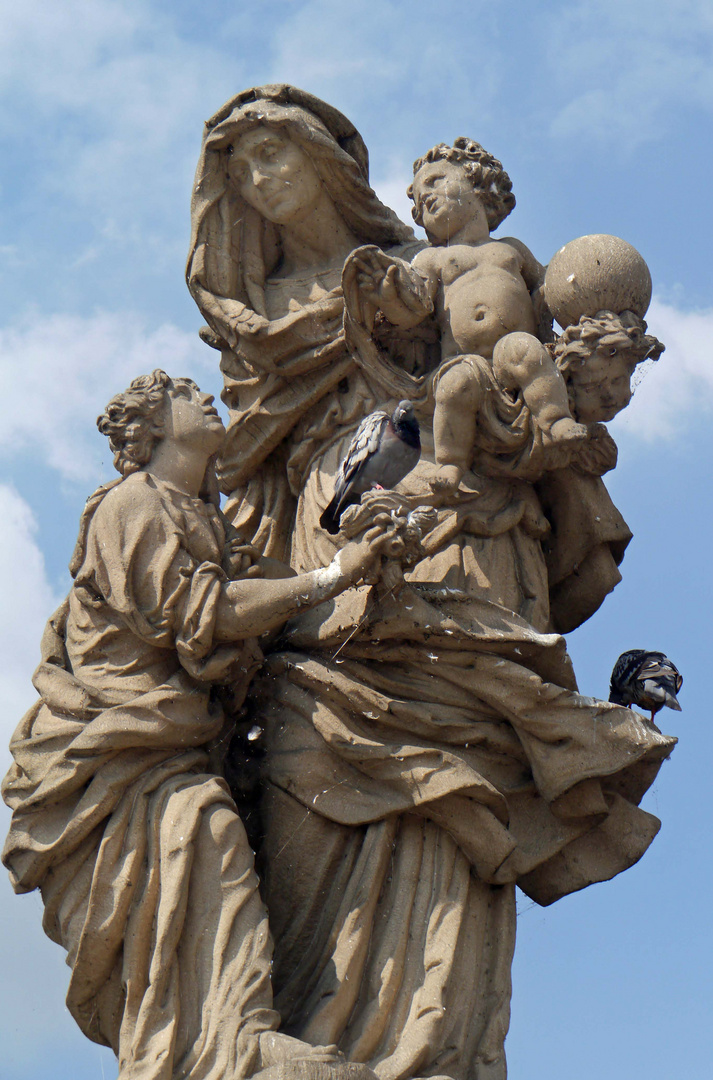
[
  {"x1": 319, "y1": 400, "x2": 421, "y2": 535},
  {"x1": 609, "y1": 649, "x2": 683, "y2": 722}
]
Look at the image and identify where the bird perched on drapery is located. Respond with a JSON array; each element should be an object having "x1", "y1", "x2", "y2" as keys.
[
  {"x1": 609, "y1": 649, "x2": 683, "y2": 723},
  {"x1": 320, "y1": 400, "x2": 421, "y2": 535}
]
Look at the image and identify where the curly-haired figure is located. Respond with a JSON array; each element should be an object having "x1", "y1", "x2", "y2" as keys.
[
  {"x1": 353, "y1": 137, "x2": 588, "y2": 491},
  {"x1": 2, "y1": 369, "x2": 400, "y2": 1080},
  {"x1": 553, "y1": 309, "x2": 664, "y2": 424}
]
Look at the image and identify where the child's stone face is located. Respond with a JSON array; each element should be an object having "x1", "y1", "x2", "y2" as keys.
[
  {"x1": 569, "y1": 350, "x2": 634, "y2": 423},
  {"x1": 412, "y1": 159, "x2": 487, "y2": 241}
]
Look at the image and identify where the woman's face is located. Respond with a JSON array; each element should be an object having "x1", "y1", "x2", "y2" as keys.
[{"x1": 228, "y1": 126, "x2": 325, "y2": 225}]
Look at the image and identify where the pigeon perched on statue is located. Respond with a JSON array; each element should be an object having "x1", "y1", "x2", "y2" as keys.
[
  {"x1": 609, "y1": 650, "x2": 683, "y2": 723},
  {"x1": 319, "y1": 400, "x2": 421, "y2": 535}
]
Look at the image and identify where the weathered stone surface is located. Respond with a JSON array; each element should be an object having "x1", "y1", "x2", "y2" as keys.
[
  {"x1": 3, "y1": 84, "x2": 676, "y2": 1080},
  {"x1": 544, "y1": 232, "x2": 653, "y2": 330}
]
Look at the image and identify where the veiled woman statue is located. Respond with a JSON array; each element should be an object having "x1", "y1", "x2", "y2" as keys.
[{"x1": 186, "y1": 85, "x2": 676, "y2": 1080}]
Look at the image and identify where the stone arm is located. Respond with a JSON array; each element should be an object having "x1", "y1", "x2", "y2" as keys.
[
  {"x1": 213, "y1": 526, "x2": 398, "y2": 641},
  {"x1": 207, "y1": 292, "x2": 346, "y2": 373}
]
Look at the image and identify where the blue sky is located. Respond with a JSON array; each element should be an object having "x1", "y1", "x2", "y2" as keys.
[{"x1": 1, "y1": 1, "x2": 712, "y2": 1077}]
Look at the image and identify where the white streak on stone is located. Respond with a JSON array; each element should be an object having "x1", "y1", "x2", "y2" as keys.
[{"x1": 312, "y1": 550, "x2": 344, "y2": 598}]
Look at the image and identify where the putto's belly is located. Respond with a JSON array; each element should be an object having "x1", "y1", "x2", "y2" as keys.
[{"x1": 441, "y1": 271, "x2": 537, "y2": 358}]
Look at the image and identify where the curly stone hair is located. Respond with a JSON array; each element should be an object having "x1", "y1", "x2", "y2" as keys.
[
  {"x1": 407, "y1": 137, "x2": 516, "y2": 231},
  {"x1": 97, "y1": 369, "x2": 183, "y2": 478},
  {"x1": 552, "y1": 310, "x2": 664, "y2": 380}
]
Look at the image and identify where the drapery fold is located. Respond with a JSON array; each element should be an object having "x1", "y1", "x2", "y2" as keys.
[{"x1": 3, "y1": 473, "x2": 276, "y2": 1079}]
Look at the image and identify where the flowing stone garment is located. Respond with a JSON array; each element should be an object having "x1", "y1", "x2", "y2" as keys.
[
  {"x1": 249, "y1": 368, "x2": 675, "y2": 1080},
  {"x1": 2, "y1": 474, "x2": 279, "y2": 1080},
  {"x1": 186, "y1": 84, "x2": 675, "y2": 1080},
  {"x1": 186, "y1": 84, "x2": 421, "y2": 561}
]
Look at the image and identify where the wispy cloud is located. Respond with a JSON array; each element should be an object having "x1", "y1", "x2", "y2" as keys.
[
  {"x1": 610, "y1": 298, "x2": 713, "y2": 440},
  {"x1": 372, "y1": 170, "x2": 423, "y2": 239},
  {"x1": 0, "y1": 0, "x2": 238, "y2": 272},
  {"x1": 0, "y1": 293, "x2": 706, "y2": 494},
  {"x1": 0, "y1": 486, "x2": 59, "y2": 751},
  {"x1": 266, "y1": 0, "x2": 501, "y2": 161},
  {"x1": 0, "y1": 311, "x2": 219, "y2": 483},
  {"x1": 544, "y1": 0, "x2": 713, "y2": 144}
]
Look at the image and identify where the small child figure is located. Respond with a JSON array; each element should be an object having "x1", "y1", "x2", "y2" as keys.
[
  {"x1": 352, "y1": 138, "x2": 588, "y2": 491},
  {"x1": 552, "y1": 309, "x2": 663, "y2": 425}
]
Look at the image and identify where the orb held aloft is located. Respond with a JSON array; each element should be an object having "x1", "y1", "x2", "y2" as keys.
[{"x1": 544, "y1": 234, "x2": 653, "y2": 330}]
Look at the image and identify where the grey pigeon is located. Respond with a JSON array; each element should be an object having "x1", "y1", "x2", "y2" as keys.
[
  {"x1": 319, "y1": 400, "x2": 421, "y2": 535},
  {"x1": 609, "y1": 649, "x2": 683, "y2": 722}
]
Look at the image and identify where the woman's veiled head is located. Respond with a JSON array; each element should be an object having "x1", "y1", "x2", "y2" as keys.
[{"x1": 187, "y1": 85, "x2": 414, "y2": 321}]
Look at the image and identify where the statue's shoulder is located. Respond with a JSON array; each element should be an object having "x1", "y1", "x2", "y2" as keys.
[
  {"x1": 91, "y1": 473, "x2": 167, "y2": 530},
  {"x1": 411, "y1": 243, "x2": 441, "y2": 269}
]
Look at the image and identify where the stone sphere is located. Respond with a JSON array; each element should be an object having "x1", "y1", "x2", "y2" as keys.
[{"x1": 544, "y1": 234, "x2": 652, "y2": 330}]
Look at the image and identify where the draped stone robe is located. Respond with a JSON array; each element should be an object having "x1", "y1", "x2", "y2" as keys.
[
  {"x1": 2, "y1": 473, "x2": 279, "y2": 1080},
  {"x1": 230, "y1": 361, "x2": 676, "y2": 1080},
  {"x1": 184, "y1": 82, "x2": 675, "y2": 1080}
]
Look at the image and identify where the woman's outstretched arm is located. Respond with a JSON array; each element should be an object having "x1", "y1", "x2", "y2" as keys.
[{"x1": 213, "y1": 525, "x2": 399, "y2": 641}]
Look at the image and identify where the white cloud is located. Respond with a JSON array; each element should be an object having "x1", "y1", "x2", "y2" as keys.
[
  {"x1": 0, "y1": 311, "x2": 221, "y2": 484},
  {"x1": 545, "y1": 0, "x2": 713, "y2": 144},
  {"x1": 0, "y1": 0, "x2": 137, "y2": 106},
  {"x1": 0, "y1": 485, "x2": 117, "y2": 1078},
  {"x1": 0, "y1": 486, "x2": 59, "y2": 768},
  {"x1": 0, "y1": 0, "x2": 238, "y2": 249},
  {"x1": 609, "y1": 298, "x2": 713, "y2": 440},
  {"x1": 0, "y1": 489, "x2": 115, "y2": 1079},
  {"x1": 0, "y1": 293, "x2": 704, "y2": 496},
  {"x1": 0, "y1": 0, "x2": 228, "y2": 127},
  {"x1": 266, "y1": 0, "x2": 500, "y2": 159}
]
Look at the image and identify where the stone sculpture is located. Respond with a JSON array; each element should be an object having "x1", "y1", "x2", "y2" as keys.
[
  {"x1": 347, "y1": 138, "x2": 588, "y2": 496},
  {"x1": 3, "y1": 82, "x2": 677, "y2": 1080},
  {"x1": 1, "y1": 371, "x2": 408, "y2": 1080}
]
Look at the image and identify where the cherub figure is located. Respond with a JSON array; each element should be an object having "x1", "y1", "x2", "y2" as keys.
[
  {"x1": 352, "y1": 138, "x2": 589, "y2": 491},
  {"x1": 552, "y1": 308, "x2": 664, "y2": 424}
]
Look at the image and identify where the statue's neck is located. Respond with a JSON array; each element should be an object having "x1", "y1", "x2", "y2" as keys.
[
  {"x1": 276, "y1": 200, "x2": 360, "y2": 279},
  {"x1": 143, "y1": 444, "x2": 210, "y2": 499}
]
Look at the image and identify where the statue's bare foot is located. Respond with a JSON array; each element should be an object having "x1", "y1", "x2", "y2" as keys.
[
  {"x1": 429, "y1": 464, "x2": 464, "y2": 493},
  {"x1": 545, "y1": 417, "x2": 589, "y2": 445},
  {"x1": 258, "y1": 1032, "x2": 343, "y2": 1068}
]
